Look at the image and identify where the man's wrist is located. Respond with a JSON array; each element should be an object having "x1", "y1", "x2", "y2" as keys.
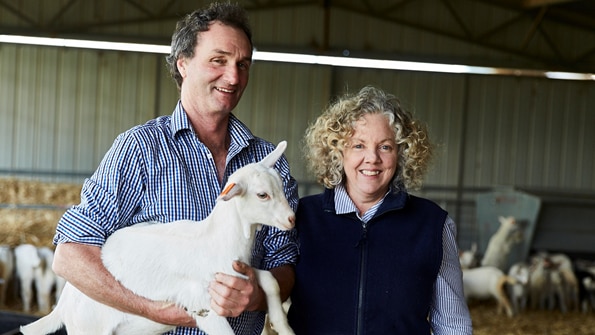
[{"x1": 247, "y1": 285, "x2": 267, "y2": 311}]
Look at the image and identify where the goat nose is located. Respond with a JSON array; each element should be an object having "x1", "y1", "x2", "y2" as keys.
[{"x1": 288, "y1": 215, "x2": 296, "y2": 226}]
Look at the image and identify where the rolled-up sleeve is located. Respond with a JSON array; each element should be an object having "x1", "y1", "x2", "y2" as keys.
[{"x1": 54, "y1": 132, "x2": 145, "y2": 246}]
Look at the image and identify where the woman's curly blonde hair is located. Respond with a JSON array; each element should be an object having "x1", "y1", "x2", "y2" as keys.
[{"x1": 303, "y1": 85, "x2": 433, "y2": 191}]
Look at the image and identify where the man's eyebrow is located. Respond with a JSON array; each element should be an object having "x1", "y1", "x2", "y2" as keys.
[
  {"x1": 213, "y1": 48, "x2": 230, "y2": 55},
  {"x1": 212, "y1": 49, "x2": 253, "y2": 62}
]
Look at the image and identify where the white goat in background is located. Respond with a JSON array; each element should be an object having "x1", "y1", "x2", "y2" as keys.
[
  {"x1": 459, "y1": 242, "x2": 479, "y2": 270},
  {"x1": 529, "y1": 252, "x2": 579, "y2": 313},
  {"x1": 548, "y1": 253, "x2": 579, "y2": 312},
  {"x1": 13, "y1": 244, "x2": 62, "y2": 314},
  {"x1": 14, "y1": 243, "x2": 41, "y2": 312},
  {"x1": 35, "y1": 247, "x2": 60, "y2": 314},
  {"x1": 21, "y1": 141, "x2": 296, "y2": 335},
  {"x1": 463, "y1": 266, "x2": 517, "y2": 317},
  {"x1": 507, "y1": 261, "x2": 530, "y2": 314},
  {"x1": 481, "y1": 216, "x2": 524, "y2": 271}
]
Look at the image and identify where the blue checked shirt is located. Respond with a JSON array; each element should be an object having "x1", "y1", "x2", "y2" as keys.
[
  {"x1": 54, "y1": 101, "x2": 299, "y2": 335},
  {"x1": 334, "y1": 184, "x2": 473, "y2": 335}
]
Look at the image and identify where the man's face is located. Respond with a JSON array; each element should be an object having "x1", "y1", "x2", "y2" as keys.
[{"x1": 177, "y1": 21, "x2": 252, "y2": 116}]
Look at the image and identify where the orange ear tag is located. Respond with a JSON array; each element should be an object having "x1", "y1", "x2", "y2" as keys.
[{"x1": 220, "y1": 183, "x2": 236, "y2": 196}]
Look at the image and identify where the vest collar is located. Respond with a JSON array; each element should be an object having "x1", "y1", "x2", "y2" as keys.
[{"x1": 322, "y1": 187, "x2": 409, "y2": 217}]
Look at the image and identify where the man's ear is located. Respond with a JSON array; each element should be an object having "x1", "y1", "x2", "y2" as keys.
[{"x1": 177, "y1": 58, "x2": 187, "y2": 78}]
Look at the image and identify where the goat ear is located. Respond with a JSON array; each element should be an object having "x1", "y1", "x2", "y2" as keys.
[
  {"x1": 218, "y1": 183, "x2": 242, "y2": 201},
  {"x1": 259, "y1": 141, "x2": 287, "y2": 168}
]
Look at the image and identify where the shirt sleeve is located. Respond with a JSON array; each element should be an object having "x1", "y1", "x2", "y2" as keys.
[
  {"x1": 53, "y1": 131, "x2": 146, "y2": 246},
  {"x1": 429, "y1": 216, "x2": 473, "y2": 335}
]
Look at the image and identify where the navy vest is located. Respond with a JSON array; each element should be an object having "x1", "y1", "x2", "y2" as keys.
[{"x1": 288, "y1": 188, "x2": 446, "y2": 335}]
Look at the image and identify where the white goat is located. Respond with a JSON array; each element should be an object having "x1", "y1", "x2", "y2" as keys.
[
  {"x1": 480, "y1": 216, "x2": 524, "y2": 271},
  {"x1": 35, "y1": 247, "x2": 59, "y2": 314},
  {"x1": 0, "y1": 244, "x2": 14, "y2": 307},
  {"x1": 528, "y1": 253, "x2": 552, "y2": 310},
  {"x1": 507, "y1": 261, "x2": 530, "y2": 314},
  {"x1": 21, "y1": 141, "x2": 296, "y2": 335},
  {"x1": 530, "y1": 252, "x2": 578, "y2": 313},
  {"x1": 463, "y1": 266, "x2": 517, "y2": 317},
  {"x1": 459, "y1": 242, "x2": 479, "y2": 270},
  {"x1": 548, "y1": 253, "x2": 579, "y2": 312},
  {"x1": 14, "y1": 243, "x2": 41, "y2": 312},
  {"x1": 579, "y1": 274, "x2": 595, "y2": 313}
]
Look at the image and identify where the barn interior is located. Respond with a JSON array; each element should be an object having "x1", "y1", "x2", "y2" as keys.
[{"x1": 1, "y1": 1, "x2": 594, "y2": 334}]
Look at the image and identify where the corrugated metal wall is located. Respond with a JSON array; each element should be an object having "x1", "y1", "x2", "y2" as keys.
[
  {"x1": 236, "y1": 61, "x2": 333, "y2": 185},
  {"x1": 464, "y1": 76, "x2": 594, "y2": 190},
  {"x1": 0, "y1": 44, "x2": 179, "y2": 180}
]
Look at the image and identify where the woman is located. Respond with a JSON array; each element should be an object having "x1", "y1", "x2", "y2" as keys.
[{"x1": 287, "y1": 86, "x2": 472, "y2": 334}]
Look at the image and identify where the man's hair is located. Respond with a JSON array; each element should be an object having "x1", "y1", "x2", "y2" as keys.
[{"x1": 165, "y1": 2, "x2": 252, "y2": 89}]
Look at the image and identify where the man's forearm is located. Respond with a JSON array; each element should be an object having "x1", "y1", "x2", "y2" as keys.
[
  {"x1": 53, "y1": 242, "x2": 196, "y2": 326},
  {"x1": 53, "y1": 242, "x2": 152, "y2": 316}
]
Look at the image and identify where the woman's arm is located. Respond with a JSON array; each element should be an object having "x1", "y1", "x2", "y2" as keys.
[{"x1": 429, "y1": 216, "x2": 473, "y2": 335}]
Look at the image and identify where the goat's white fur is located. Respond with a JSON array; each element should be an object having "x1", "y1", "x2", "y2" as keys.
[
  {"x1": 34, "y1": 246, "x2": 61, "y2": 314},
  {"x1": 507, "y1": 261, "x2": 530, "y2": 314},
  {"x1": 463, "y1": 266, "x2": 517, "y2": 317},
  {"x1": 480, "y1": 216, "x2": 523, "y2": 271},
  {"x1": 14, "y1": 244, "x2": 41, "y2": 313},
  {"x1": 529, "y1": 252, "x2": 579, "y2": 313},
  {"x1": 459, "y1": 242, "x2": 478, "y2": 270},
  {"x1": 21, "y1": 141, "x2": 296, "y2": 335}
]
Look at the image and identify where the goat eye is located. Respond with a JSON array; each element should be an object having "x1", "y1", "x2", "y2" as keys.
[{"x1": 257, "y1": 192, "x2": 269, "y2": 200}]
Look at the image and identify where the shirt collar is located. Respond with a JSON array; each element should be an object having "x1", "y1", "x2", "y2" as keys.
[
  {"x1": 170, "y1": 100, "x2": 192, "y2": 135},
  {"x1": 334, "y1": 183, "x2": 389, "y2": 223},
  {"x1": 170, "y1": 100, "x2": 255, "y2": 150}
]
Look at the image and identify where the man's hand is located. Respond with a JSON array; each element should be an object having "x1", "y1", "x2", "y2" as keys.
[
  {"x1": 147, "y1": 301, "x2": 197, "y2": 327},
  {"x1": 208, "y1": 261, "x2": 266, "y2": 317}
]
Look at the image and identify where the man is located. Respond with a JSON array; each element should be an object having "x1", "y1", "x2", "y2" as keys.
[{"x1": 51, "y1": 3, "x2": 298, "y2": 335}]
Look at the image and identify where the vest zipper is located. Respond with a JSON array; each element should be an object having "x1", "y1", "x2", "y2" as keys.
[{"x1": 355, "y1": 223, "x2": 368, "y2": 335}]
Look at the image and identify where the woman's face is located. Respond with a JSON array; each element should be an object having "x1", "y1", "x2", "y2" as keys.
[{"x1": 343, "y1": 113, "x2": 398, "y2": 204}]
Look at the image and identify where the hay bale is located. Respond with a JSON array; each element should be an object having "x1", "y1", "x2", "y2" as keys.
[
  {"x1": 0, "y1": 178, "x2": 81, "y2": 205},
  {"x1": 0, "y1": 209, "x2": 63, "y2": 248},
  {"x1": 0, "y1": 178, "x2": 82, "y2": 248}
]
